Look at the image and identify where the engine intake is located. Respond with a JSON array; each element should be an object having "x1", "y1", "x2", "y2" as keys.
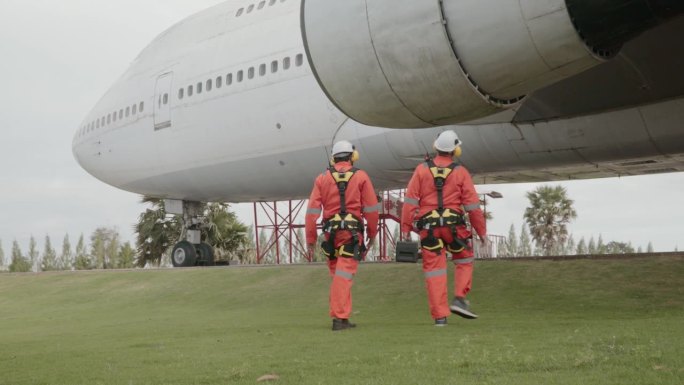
[{"x1": 302, "y1": 0, "x2": 611, "y2": 128}]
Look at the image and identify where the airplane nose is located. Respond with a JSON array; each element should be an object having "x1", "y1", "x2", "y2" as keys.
[{"x1": 566, "y1": 0, "x2": 684, "y2": 54}]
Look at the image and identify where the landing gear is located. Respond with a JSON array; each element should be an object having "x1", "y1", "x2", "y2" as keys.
[
  {"x1": 172, "y1": 241, "x2": 197, "y2": 267},
  {"x1": 197, "y1": 243, "x2": 215, "y2": 266},
  {"x1": 166, "y1": 200, "x2": 217, "y2": 268}
]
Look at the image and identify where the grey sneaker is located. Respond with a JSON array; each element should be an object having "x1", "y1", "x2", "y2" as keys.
[
  {"x1": 450, "y1": 297, "x2": 478, "y2": 319},
  {"x1": 434, "y1": 317, "x2": 448, "y2": 327}
]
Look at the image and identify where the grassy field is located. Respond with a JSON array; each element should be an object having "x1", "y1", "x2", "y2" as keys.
[{"x1": 0, "y1": 256, "x2": 683, "y2": 385}]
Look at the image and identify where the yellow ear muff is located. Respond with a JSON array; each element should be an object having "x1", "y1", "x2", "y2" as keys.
[
  {"x1": 351, "y1": 150, "x2": 360, "y2": 163},
  {"x1": 454, "y1": 146, "x2": 462, "y2": 159}
]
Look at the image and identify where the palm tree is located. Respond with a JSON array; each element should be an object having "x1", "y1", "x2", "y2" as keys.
[
  {"x1": 202, "y1": 202, "x2": 248, "y2": 262},
  {"x1": 524, "y1": 185, "x2": 577, "y2": 256},
  {"x1": 135, "y1": 197, "x2": 180, "y2": 267}
]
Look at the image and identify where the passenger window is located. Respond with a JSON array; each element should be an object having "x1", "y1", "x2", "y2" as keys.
[
  {"x1": 248, "y1": 67, "x2": 255, "y2": 79},
  {"x1": 269, "y1": 0, "x2": 276, "y2": 5},
  {"x1": 271, "y1": 60, "x2": 278, "y2": 73},
  {"x1": 139, "y1": 102, "x2": 144, "y2": 112},
  {"x1": 283, "y1": 57, "x2": 291, "y2": 70},
  {"x1": 236, "y1": 8, "x2": 244, "y2": 17},
  {"x1": 162, "y1": 94, "x2": 168, "y2": 106},
  {"x1": 132, "y1": 104, "x2": 137, "y2": 115},
  {"x1": 113, "y1": 112, "x2": 117, "y2": 122},
  {"x1": 296, "y1": 54, "x2": 304, "y2": 67},
  {"x1": 188, "y1": 85, "x2": 194, "y2": 96},
  {"x1": 227, "y1": 73, "x2": 233, "y2": 85},
  {"x1": 178, "y1": 88, "x2": 184, "y2": 99},
  {"x1": 97, "y1": 120, "x2": 100, "y2": 128},
  {"x1": 216, "y1": 76, "x2": 223, "y2": 88},
  {"x1": 107, "y1": 114, "x2": 111, "y2": 124},
  {"x1": 119, "y1": 109, "x2": 123, "y2": 119},
  {"x1": 207, "y1": 79, "x2": 212, "y2": 91},
  {"x1": 247, "y1": 4, "x2": 254, "y2": 13},
  {"x1": 126, "y1": 107, "x2": 130, "y2": 117},
  {"x1": 197, "y1": 82, "x2": 203, "y2": 94},
  {"x1": 258, "y1": 1, "x2": 265, "y2": 9},
  {"x1": 237, "y1": 70, "x2": 243, "y2": 82},
  {"x1": 259, "y1": 64, "x2": 266, "y2": 76}
]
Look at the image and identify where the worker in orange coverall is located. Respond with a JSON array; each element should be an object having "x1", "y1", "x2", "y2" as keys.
[
  {"x1": 401, "y1": 130, "x2": 487, "y2": 326},
  {"x1": 305, "y1": 140, "x2": 379, "y2": 331}
]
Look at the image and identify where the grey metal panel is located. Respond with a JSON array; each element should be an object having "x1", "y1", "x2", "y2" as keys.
[
  {"x1": 514, "y1": 16, "x2": 684, "y2": 123},
  {"x1": 365, "y1": 0, "x2": 500, "y2": 124},
  {"x1": 302, "y1": 0, "x2": 427, "y2": 127},
  {"x1": 442, "y1": 0, "x2": 602, "y2": 99}
]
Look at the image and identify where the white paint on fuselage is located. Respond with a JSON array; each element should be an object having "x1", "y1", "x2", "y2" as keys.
[{"x1": 73, "y1": 0, "x2": 684, "y2": 202}]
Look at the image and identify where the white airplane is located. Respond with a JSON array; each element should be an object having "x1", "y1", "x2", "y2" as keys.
[{"x1": 73, "y1": 0, "x2": 684, "y2": 265}]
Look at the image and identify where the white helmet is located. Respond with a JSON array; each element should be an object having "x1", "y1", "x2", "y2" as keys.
[
  {"x1": 332, "y1": 140, "x2": 355, "y2": 157},
  {"x1": 434, "y1": 130, "x2": 462, "y2": 152}
]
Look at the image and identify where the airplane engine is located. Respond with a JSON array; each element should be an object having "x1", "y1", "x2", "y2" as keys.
[{"x1": 302, "y1": 0, "x2": 683, "y2": 128}]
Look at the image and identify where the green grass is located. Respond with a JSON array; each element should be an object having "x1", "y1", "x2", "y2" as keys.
[{"x1": 1, "y1": 257, "x2": 683, "y2": 385}]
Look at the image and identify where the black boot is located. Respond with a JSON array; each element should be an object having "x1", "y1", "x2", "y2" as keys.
[{"x1": 332, "y1": 318, "x2": 356, "y2": 331}]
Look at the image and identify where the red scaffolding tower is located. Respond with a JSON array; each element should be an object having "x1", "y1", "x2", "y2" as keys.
[{"x1": 252, "y1": 190, "x2": 405, "y2": 264}]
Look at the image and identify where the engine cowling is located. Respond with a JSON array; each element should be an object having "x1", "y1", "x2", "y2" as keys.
[{"x1": 301, "y1": 0, "x2": 624, "y2": 128}]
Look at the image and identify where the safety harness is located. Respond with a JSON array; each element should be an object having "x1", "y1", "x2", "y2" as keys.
[
  {"x1": 320, "y1": 166, "x2": 365, "y2": 261},
  {"x1": 415, "y1": 160, "x2": 469, "y2": 253}
]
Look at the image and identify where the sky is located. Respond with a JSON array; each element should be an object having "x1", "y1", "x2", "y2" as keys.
[{"x1": 0, "y1": 0, "x2": 682, "y2": 261}]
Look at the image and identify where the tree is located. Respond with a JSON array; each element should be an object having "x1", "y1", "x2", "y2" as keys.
[
  {"x1": 604, "y1": 241, "x2": 635, "y2": 254},
  {"x1": 518, "y1": 224, "x2": 532, "y2": 257},
  {"x1": 9, "y1": 240, "x2": 31, "y2": 273},
  {"x1": 118, "y1": 242, "x2": 136, "y2": 269},
  {"x1": 637, "y1": 246, "x2": 643, "y2": 253},
  {"x1": 295, "y1": 228, "x2": 306, "y2": 263},
  {"x1": 524, "y1": 185, "x2": 577, "y2": 256},
  {"x1": 28, "y1": 236, "x2": 39, "y2": 272},
  {"x1": 240, "y1": 225, "x2": 257, "y2": 264},
  {"x1": 576, "y1": 237, "x2": 587, "y2": 254},
  {"x1": 0, "y1": 238, "x2": 4, "y2": 267},
  {"x1": 89, "y1": 228, "x2": 120, "y2": 269},
  {"x1": 565, "y1": 234, "x2": 576, "y2": 256},
  {"x1": 41, "y1": 235, "x2": 58, "y2": 271},
  {"x1": 202, "y1": 202, "x2": 248, "y2": 262},
  {"x1": 588, "y1": 236, "x2": 597, "y2": 254},
  {"x1": 597, "y1": 234, "x2": 606, "y2": 254},
  {"x1": 135, "y1": 197, "x2": 179, "y2": 267},
  {"x1": 506, "y1": 224, "x2": 518, "y2": 257},
  {"x1": 258, "y1": 229, "x2": 274, "y2": 263},
  {"x1": 74, "y1": 234, "x2": 91, "y2": 270},
  {"x1": 60, "y1": 234, "x2": 73, "y2": 271},
  {"x1": 647, "y1": 242, "x2": 654, "y2": 253}
]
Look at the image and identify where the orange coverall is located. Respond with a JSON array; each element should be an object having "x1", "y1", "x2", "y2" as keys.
[
  {"x1": 305, "y1": 161, "x2": 379, "y2": 320},
  {"x1": 401, "y1": 155, "x2": 486, "y2": 320}
]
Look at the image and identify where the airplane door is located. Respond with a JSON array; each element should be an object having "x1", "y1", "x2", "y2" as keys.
[{"x1": 154, "y1": 72, "x2": 173, "y2": 130}]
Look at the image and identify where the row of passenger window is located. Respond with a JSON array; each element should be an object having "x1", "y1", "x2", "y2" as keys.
[
  {"x1": 178, "y1": 54, "x2": 305, "y2": 101},
  {"x1": 236, "y1": 0, "x2": 287, "y2": 17},
  {"x1": 79, "y1": 101, "x2": 145, "y2": 138}
]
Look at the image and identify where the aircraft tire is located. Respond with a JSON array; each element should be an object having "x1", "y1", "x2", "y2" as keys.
[
  {"x1": 198, "y1": 243, "x2": 215, "y2": 266},
  {"x1": 171, "y1": 241, "x2": 197, "y2": 267}
]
